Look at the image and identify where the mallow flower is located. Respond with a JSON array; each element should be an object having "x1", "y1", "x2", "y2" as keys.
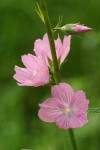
[
  {"x1": 13, "y1": 54, "x2": 50, "y2": 87},
  {"x1": 34, "y1": 33, "x2": 71, "y2": 65},
  {"x1": 38, "y1": 83, "x2": 89, "y2": 130}
]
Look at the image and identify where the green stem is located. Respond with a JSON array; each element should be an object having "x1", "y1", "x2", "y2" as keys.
[
  {"x1": 39, "y1": 0, "x2": 60, "y2": 84},
  {"x1": 39, "y1": 0, "x2": 78, "y2": 150},
  {"x1": 68, "y1": 129, "x2": 78, "y2": 150}
]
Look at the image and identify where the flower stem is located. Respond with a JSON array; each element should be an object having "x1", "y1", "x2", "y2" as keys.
[
  {"x1": 39, "y1": 0, "x2": 78, "y2": 150},
  {"x1": 39, "y1": 0, "x2": 60, "y2": 84},
  {"x1": 68, "y1": 129, "x2": 78, "y2": 150}
]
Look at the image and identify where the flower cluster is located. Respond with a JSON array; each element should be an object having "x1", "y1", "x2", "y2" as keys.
[
  {"x1": 13, "y1": 31, "x2": 90, "y2": 129},
  {"x1": 13, "y1": 33, "x2": 71, "y2": 86},
  {"x1": 34, "y1": 34, "x2": 71, "y2": 65}
]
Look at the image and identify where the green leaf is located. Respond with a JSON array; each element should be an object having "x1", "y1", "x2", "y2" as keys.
[
  {"x1": 54, "y1": 15, "x2": 63, "y2": 30},
  {"x1": 88, "y1": 107, "x2": 100, "y2": 114},
  {"x1": 35, "y1": 2, "x2": 45, "y2": 23}
]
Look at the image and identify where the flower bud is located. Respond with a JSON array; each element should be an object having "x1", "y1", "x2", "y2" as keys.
[
  {"x1": 72, "y1": 24, "x2": 92, "y2": 34},
  {"x1": 54, "y1": 23, "x2": 92, "y2": 35}
]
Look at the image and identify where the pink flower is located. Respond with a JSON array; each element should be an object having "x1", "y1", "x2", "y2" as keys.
[
  {"x1": 38, "y1": 83, "x2": 89, "y2": 130},
  {"x1": 34, "y1": 34, "x2": 71, "y2": 65},
  {"x1": 13, "y1": 54, "x2": 50, "y2": 87},
  {"x1": 72, "y1": 25, "x2": 92, "y2": 34}
]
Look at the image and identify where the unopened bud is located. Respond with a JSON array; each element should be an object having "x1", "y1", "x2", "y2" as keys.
[
  {"x1": 54, "y1": 23, "x2": 92, "y2": 35},
  {"x1": 72, "y1": 24, "x2": 92, "y2": 34}
]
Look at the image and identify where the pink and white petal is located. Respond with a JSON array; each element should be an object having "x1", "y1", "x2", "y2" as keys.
[
  {"x1": 55, "y1": 115, "x2": 70, "y2": 130},
  {"x1": 34, "y1": 33, "x2": 51, "y2": 59},
  {"x1": 68, "y1": 114, "x2": 88, "y2": 128},
  {"x1": 34, "y1": 69, "x2": 49, "y2": 86},
  {"x1": 34, "y1": 34, "x2": 49, "y2": 54},
  {"x1": 13, "y1": 65, "x2": 43, "y2": 86},
  {"x1": 42, "y1": 34, "x2": 52, "y2": 59},
  {"x1": 55, "y1": 35, "x2": 63, "y2": 58},
  {"x1": 13, "y1": 66, "x2": 30, "y2": 82},
  {"x1": 60, "y1": 35, "x2": 71, "y2": 64},
  {"x1": 17, "y1": 79, "x2": 35, "y2": 86},
  {"x1": 37, "y1": 54, "x2": 48, "y2": 67},
  {"x1": 21, "y1": 54, "x2": 40, "y2": 70},
  {"x1": 34, "y1": 56, "x2": 50, "y2": 84},
  {"x1": 55, "y1": 113, "x2": 88, "y2": 129},
  {"x1": 43, "y1": 33, "x2": 50, "y2": 49},
  {"x1": 51, "y1": 83, "x2": 74, "y2": 105},
  {"x1": 39, "y1": 70, "x2": 50, "y2": 84},
  {"x1": 38, "y1": 98, "x2": 63, "y2": 122},
  {"x1": 34, "y1": 39, "x2": 44, "y2": 56},
  {"x1": 71, "y1": 91, "x2": 89, "y2": 115}
]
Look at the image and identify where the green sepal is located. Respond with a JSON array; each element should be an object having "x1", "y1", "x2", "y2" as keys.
[
  {"x1": 57, "y1": 57, "x2": 61, "y2": 70},
  {"x1": 48, "y1": 57, "x2": 54, "y2": 73},
  {"x1": 54, "y1": 23, "x2": 79, "y2": 34}
]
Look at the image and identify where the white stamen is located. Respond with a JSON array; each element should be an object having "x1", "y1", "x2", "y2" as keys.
[
  {"x1": 33, "y1": 70, "x2": 38, "y2": 76},
  {"x1": 63, "y1": 107, "x2": 72, "y2": 116}
]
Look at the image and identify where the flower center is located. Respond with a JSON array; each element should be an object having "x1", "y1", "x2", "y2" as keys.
[
  {"x1": 63, "y1": 106, "x2": 72, "y2": 116},
  {"x1": 33, "y1": 70, "x2": 38, "y2": 76}
]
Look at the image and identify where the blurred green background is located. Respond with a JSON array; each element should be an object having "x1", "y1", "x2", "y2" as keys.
[{"x1": 0, "y1": 0, "x2": 100, "y2": 150}]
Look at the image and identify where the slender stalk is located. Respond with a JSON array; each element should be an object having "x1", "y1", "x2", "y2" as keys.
[
  {"x1": 39, "y1": 0, "x2": 60, "y2": 84},
  {"x1": 39, "y1": 0, "x2": 78, "y2": 150},
  {"x1": 68, "y1": 129, "x2": 78, "y2": 150}
]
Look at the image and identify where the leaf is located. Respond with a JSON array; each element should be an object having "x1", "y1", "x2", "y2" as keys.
[
  {"x1": 88, "y1": 107, "x2": 100, "y2": 114},
  {"x1": 54, "y1": 15, "x2": 63, "y2": 30},
  {"x1": 35, "y1": 2, "x2": 45, "y2": 23}
]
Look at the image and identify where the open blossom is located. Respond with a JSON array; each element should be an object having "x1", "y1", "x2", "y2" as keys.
[
  {"x1": 38, "y1": 83, "x2": 89, "y2": 130},
  {"x1": 13, "y1": 54, "x2": 49, "y2": 87},
  {"x1": 34, "y1": 34, "x2": 71, "y2": 65}
]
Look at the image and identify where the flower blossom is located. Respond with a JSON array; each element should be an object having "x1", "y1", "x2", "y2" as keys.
[
  {"x1": 38, "y1": 83, "x2": 89, "y2": 130},
  {"x1": 13, "y1": 54, "x2": 50, "y2": 87},
  {"x1": 34, "y1": 34, "x2": 71, "y2": 65}
]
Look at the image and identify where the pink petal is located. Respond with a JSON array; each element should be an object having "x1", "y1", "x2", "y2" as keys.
[
  {"x1": 72, "y1": 25, "x2": 92, "y2": 34},
  {"x1": 13, "y1": 66, "x2": 35, "y2": 86},
  {"x1": 55, "y1": 35, "x2": 63, "y2": 58},
  {"x1": 21, "y1": 54, "x2": 38, "y2": 70},
  {"x1": 51, "y1": 83, "x2": 74, "y2": 105},
  {"x1": 60, "y1": 35, "x2": 71, "y2": 64},
  {"x1": 34, "y1": 34, "x2": 51, "y2": 59},
  {"x1": 55, "y1": 114, "x2": 70, "y2": 129},
  {"x1": 68, "y1": 114, "x2": 88, "y2": 128},
  {"x1": 55, "y1": 113, "x2": 88, "y2": 130},
  {"x1": 17, "y1": 80, "x2": 35, "y2": 86},
  {"x1": 38, "y1": 98, "x2": 63, "y2": 122},
  {"x1": 71, "y1": 91, "x2": 89, "y2": 115}
]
